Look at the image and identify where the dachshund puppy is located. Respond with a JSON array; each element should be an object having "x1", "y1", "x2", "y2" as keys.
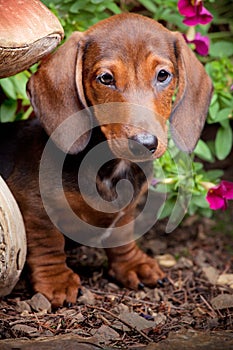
[{"x1": 0, "y1": 13, "x2": 212, "y2": 307}]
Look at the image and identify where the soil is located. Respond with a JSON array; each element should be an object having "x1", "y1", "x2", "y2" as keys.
[
  {"x1": 0, "y1": 145, "x2": 233, "y2": 349},
  {"x1": 0, "y1": 200, "x2": 232, "y2": 349}
]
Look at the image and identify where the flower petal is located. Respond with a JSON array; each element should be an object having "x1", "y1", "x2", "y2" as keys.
[
  {"x1": 151, "y1": 178, "x2": 159, "y2": 186},
  {"x1": 221, "y1": 181, "x2": 233, "y2": 199},
  {"x1": 193, "y1": 33, "x2": 210, "y2": 56},
  {"x1": 184, "y1": 32, "x2": 210, "y2": 56},
  {"x1": 183, "y1": 16, "x2": 200, "y2": 26},
  {"x1": 181, "y1": 1, "x2": 213, "y2": 26},
  {"x1": 178, "y1": 0, "x2": 196, "y2": 17},
  {"x1": 206, "y1": 191, "x2": 227, "y2": 210},
  {"x1": 198, "y1": 3, "x2": 213, "y2": 24}
]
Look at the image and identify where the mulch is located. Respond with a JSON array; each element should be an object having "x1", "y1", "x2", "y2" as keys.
[{"x1": 0, "y1": 202, "x2": 232, "y2": 349}]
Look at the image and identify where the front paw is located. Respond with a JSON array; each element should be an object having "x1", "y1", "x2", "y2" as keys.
[
  {"x1": 32, "y1": 268, "x2": 81, "y2": 308},
  {"x1": 108, "y1": 250, "x2": 166, "y2": 290}
]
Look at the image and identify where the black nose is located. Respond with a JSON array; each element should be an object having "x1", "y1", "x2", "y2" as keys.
[{"x1": 128, "y1": 133, "x2": 158, "y2": 157}]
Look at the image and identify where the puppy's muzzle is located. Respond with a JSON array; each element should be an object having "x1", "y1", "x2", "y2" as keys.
[{"x1": 128, "y1": 133, "x2": 158, "y2": 157}]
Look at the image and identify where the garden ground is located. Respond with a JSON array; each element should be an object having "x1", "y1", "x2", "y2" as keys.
[{"x1": 0, "y1": 149, "x2": 233, "y2": 349}]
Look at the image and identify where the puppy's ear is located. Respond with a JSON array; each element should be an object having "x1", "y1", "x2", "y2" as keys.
[
  {"x1": 27, "y1": 32, "x2": 91, "y2": 154},
  {"x1": 170, "y1": 32, "x2": 213, "y2": 152}
]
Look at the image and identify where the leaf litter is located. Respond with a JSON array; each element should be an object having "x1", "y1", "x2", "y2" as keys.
[{"x1": 0, "y1": 203, "x2": 232, "y2": 349}]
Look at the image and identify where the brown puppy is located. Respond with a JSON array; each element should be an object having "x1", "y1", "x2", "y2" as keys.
[{"x1": 0, "y1": 13, "x2": 212, "y2": 307}]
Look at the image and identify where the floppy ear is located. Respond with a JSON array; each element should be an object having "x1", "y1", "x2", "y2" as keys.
[
  {"x1": 27, "y1": 32, "x2": 91, "y2": 154},
  {"x1": 170, "y1": 32, "x2": 213, "y2": 152}
]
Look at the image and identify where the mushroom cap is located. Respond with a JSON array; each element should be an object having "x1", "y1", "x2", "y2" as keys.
[
  {"x1": 0, "y1": 176, "x2": 26, "y2": 297},
  {"x1": 0, "y1": 0, "x2": 64, "y2": 78}
]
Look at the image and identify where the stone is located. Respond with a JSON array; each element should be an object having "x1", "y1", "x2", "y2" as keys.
[
  {"x1": 211, "y1": 294, "x2": 233, "y2": 310},
  {"x1": 78, "y1": 287, "x2": 95, "y2": 305},
  {"x1": 27, "y1": 293, "x2": 51, "y2": 312},
  {"x1": 15, "y1": 300, "x2": 32, "y2": 313}
]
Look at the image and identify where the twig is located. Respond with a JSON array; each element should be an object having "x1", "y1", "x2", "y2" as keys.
[
  {"x1": 87, "y1": 305, "x2": 152, "y2": 342},
  {"x1": 89, "y1": 288, "x2": 158, "y2": 307},
  {"x1": 199, "y1": 294, "x2": 217, "y2": 317}
]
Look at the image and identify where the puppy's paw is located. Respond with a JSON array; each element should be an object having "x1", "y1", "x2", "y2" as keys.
[
  {"x1": 108, "y1": 249, "x2": 165, "y2": 290},
  {"x1": 32, "y1": 268, "x2": 81, "y2": 308}
]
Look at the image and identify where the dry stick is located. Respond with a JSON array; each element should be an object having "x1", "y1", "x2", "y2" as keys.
[
  {"x1": 87, "y1": 305, "x2": 152, "y2": 342},
  {"x1": 89, "y1": 288, "x2": 160, "y2": 307},
  {"x1": 90, "y1": 288, "x2": 184, "y2": 311},
  {"x1": 199, "y1": 294, "x2": 217, "y2": 317}
]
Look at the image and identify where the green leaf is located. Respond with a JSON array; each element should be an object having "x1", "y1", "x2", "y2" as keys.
[
  {"x1": 215, "y1": 123, "x2": 233, "y2": 160},
  {"x1": 188, "y1": 202, "x2": 198, "y2": 216},
  {"x1": 11, "y1": 72, "x2": 29, "y2": 101},
  {"x1": 91, "y1": 0, "x2": 103, "y2": 3},
  {"x1": 209, "y1": 93, "x2": 218, "y2": 105},
  {"x1": 0, "y1": 78, "x2": 17, "y2": 99},
  {"x1": 138, "y1": 0, "x2": 157, "y2": 13},
  {"x1": 193, "y1": 162, "x2": 204, "y2": 171},
  {"x1": 194, "y1": 140, "x2": 214, "y2": 162},
  {"x1": 157, "y1": 198, "x2": 175, "y2": 220},
  {"x1": 197, "y1": 207, "x2": 213, "y2": 218},
  {"x1": 69, "y1": 1, "x2": 81, "y2": 13},
  {"x1": 0, "y1": 99, "x2": 17, "y2": 122},
  {"x1": 205, "y1": 169, "x2": 224, "y2": 182},
  {"x1": 209, "y1": 41, "x2": 233, "y2": 58},
  {"x1": 219, "y1": 92, "x2": 233, "y2": 108},
  {"x1": 190, "y1": 195, "x2": 209, "y2": 209},
  {"x1": 208, "y1": 100, "x2": 220, "y2": 120},
  {"x1": 106, "y1": 2, "x2": 121, "y2": 14},
  {"x1": 21, "y1": 106, "x2": 33, "y2": 121},
  {"x1": 213, "y1": 108, "x2": 232, "y2": 123}
]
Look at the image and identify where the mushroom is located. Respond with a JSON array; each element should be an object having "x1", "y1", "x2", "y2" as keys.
[
  {"x1": 0, "y1": 0, "x2": 64, "y2": 78},
  {"x1": 0, "y1": 0, "x2": 64, "y2": 296},
  {"x1": 0, "y1": 176, "x2": 26, "y2": 297}
]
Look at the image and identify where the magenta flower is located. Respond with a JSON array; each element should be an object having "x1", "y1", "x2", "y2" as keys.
[
  {"x1": 178, "y1": 0, "x2": 213, "y2": 26},
  {"x1": 151, "y1": 178, "x2": 159, "y2": 186},
  {"x1": 206, "y1": 180, "x2": 233, "y2": 210},
  {"x1": 184, "y1": 32, "x2": 210, "y2": 56}
]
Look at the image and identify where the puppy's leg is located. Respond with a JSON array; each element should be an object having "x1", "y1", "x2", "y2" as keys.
[
  {"x1": 105, "y1": 213, "x2": 165, "y2": 289},
  {"x1": 24, "y1": 213, "x2": 81, "y2": 308}
]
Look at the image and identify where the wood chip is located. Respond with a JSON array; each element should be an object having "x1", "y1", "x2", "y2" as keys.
[
  {"x1": 113, "y1": 311, "x2": 158, "y2": 332},
  {"x1": 28, "y1": 292, "x2": 51, "y2": 312},
  {"x1": 91, "y1": 324, "x2": 119, "y2": 344},
  {"x1": 211, "y1": 294, "x2": 233, "y2": 310},
  {"x1": 202, "y1": 266, "x2": 219, "y2": 285},
  {"x1": 78, "y1": 287, "x2": 96, "y2": 305},
  {"x1": 156, "y1": 254, "x2": 176, "y2": 268},
  {"x1": 11, "y1": 324, "x2": 40, "y2": 337},
  {"x1": 217, "y1": 273, "x2": 233, "y2": 287}
]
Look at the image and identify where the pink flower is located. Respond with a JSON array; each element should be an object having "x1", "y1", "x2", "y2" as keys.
[
  {"x1": 206, "y1": 180, "x2": 233, "y2": 210},
  {"x1": 151, "y1": 178, "x2": 159, "y2": 186},
  {"x1": 178, "y1": 0, "x2": 213, "y2": 26},
  {"x1": 184, "y1": 32, "x2": 210, "y2": 56}
]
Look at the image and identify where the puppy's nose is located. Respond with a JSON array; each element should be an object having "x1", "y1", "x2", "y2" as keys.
[{"x1": 128, "y1": 133, "x2": 158, "y2": 156}]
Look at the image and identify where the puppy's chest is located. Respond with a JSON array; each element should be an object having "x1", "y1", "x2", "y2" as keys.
[
  {"x1": 96, "y1": 160, "x2": 148, "y2": 202},
  {"x1": 64, "y1": 157, "x2": 152, "y2": 207}
]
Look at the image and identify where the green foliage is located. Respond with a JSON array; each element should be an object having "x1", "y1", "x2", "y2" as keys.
[
  {"x1": 42, "y1": 0, "x2": 121, "y2": 34},
  {"x1": 151, "y1": 0, "x2": 233, "y2": 218},
  {"x1": 152, "y1": 139, "x2": 224, "y2": 219},
  {"x1": 205, "y1": 56, "x2": 233, "y2": 160},
  {"x1": 0, "y1": 0, "x2": 122, "y2": 122},
  {"x1": 137, "y1": 0, "x2": 186, "y2": 29},
  {"x1": 0, "y1": 0, "x2": 232, "y2": 219},
  {"x1": 0, "y1": 71, "x2": 32, "y2": 122}
]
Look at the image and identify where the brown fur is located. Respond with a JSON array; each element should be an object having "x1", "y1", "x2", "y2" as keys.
[{"x1": 0, "y1": 13, "x2": 212, "y2": 307}]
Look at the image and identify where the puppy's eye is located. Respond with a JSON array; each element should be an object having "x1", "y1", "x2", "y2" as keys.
[
  {"x1": 157, "y1": 70, "x2": 171, "y2": 83},
  {"x1": 97, "y1": 72, "x2": 115, "y2": 86}
]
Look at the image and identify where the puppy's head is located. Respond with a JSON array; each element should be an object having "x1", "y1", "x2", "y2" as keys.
[{"x1": 27, "y1": 13, "x2": 212, "y2": 159}]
